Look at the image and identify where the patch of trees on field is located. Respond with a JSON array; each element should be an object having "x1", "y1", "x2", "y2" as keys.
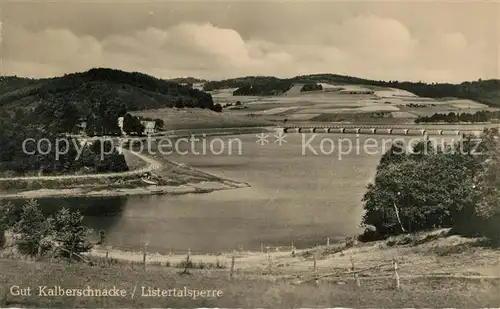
[
  {"x1": 406, "y1": 103, "x2": 431, "y2": 108},
  {"x1": 415, "y1": 110, "x2": 500, "y2": 123},
  {"x1": 360, "y1": 129, "x2": 500, "y2": 241},
  {"x1": 204, "y1": 76, "x2": 293, "y2": 96},
  {"x1": 232, "y1": 82, "x2": 292, "y2": 96},
  {"x1": 300, "y1": 83, "x2": 323, "y2": 92}
]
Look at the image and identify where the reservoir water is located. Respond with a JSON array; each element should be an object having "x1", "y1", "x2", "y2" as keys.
[{"x1": 24, "y1": 133, "x2": 454, "y2": 253}]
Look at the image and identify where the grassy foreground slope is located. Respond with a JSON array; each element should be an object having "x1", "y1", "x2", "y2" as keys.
[
  {"x1": 0, "y1": 260, "x2": 497, "y2": 308},
  {"x1": 1, "y1": 230, "x2": 499, "y2": 308}
]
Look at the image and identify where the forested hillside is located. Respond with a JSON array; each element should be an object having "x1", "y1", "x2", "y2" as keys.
[
  {"x1": 0, "y1": 108, "x2": 128, "y2": 177},
  {"x1": 0, "y1": 68, "x2": 219, "y2": 135},
  {"x1": 0, "y1": 68, "x2": 217, "y2": 176},
  {"x1": 0, "y1": 68, "x2": 215, "y2": 112}
]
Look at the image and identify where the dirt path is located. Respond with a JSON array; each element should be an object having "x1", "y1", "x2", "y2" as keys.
[
  {"x1": 86, "y1": 229, "x2": 500, "y2": 282},
  {"x1": 0, "y1": 148, "x2": 162, "y2": 181}
]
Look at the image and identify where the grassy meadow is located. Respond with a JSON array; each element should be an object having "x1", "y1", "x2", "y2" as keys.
[{"x1": 1, "y1": 230, "x2": 500, "y2": 308}]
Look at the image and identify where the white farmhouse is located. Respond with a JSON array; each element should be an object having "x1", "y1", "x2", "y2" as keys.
[
  {"x1": 141, "y1": 121, "x2": 156, "y2": 135},
  {"x1": 117, "y1": 117, "x2": 125, "y2": 135}
]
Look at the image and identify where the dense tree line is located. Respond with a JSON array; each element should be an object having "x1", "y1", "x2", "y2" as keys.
[
  {"x1": 361, "y1": 129, "x2": 500, "y2": 241},
  {"x1": 301, "y1": 83, "x2": 323, "y2": 92},
  {"x1": 204, "y1": 76, "x2": 293, "y2": 96},
  {"x1": 232, "y1": 80, "x2": 293, "y2": 96},
  {"x1": 415, "y1": 110, "x2": 500, "y2": 123}
]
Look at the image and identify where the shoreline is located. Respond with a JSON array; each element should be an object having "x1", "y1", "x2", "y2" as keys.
[
  {"x1": 0, "y1": 127, "x2": 267, "y2": 200},
  {"x1": 0, "y1": 180, "x2": 250, "y2": 200},
  {"x1": 0, "y1": 158, "x2": 251, "y2": 201}
]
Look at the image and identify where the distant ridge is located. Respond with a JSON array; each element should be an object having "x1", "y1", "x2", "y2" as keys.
[
  {"x1": 203, "y1": 74, "x2": 500, "y2": 107},
  {"x1": 2, "y1": 69, "x2": 499, "y2": 108}
]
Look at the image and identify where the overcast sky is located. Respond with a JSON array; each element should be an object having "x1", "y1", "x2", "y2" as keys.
[{"x1": 2, "y1": 1, "x2": 499, "y2": 82}]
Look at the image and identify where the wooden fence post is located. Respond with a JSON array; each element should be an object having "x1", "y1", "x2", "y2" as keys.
[
  {"x1": 314, "y1": 253, "x2": 319, "y2": 287},
  {"x1": 181, "y1": 249, "x2": 191, "y2": 274},
  {"x1": 393, "y1": 257, "x2": 400, "y2": 290},
  {"x1": 230, "y1": 252, "x2": 235, "y2": 280},
  {"x1": 36, "y1": 241, "x2": 43, "y2": 261},
  {"x1": 142, "y1": 249, "x2": 147, "y2": 271},
  {"x1": 261, "y1": 242, "x2": 264, "y2": 253},
  {"x1": 350, "y1": 257, "x2": 361, "y2": 288},
  {"x1": 267, "y1": 252, "x2": 272, "y2": 274},
  {"x1": 326, "y1": 237, "x2": 330, "y2": 246},
  {"x1": 291, "y1": 241, "x2": 295, "y2": 257},
  {"x1": 105, "y1": 251, "x2": 109, "y2": 267}
]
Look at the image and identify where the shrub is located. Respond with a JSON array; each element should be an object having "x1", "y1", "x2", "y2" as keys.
[
  {"x1": 13, "y1": 200, "x2": 54, "y2": 256},
  {"x1": 53, "y1": 208, "x2": 93, "y2": 260},
  {"x1": 361, "y1": 131, "x2": 497, "y2": 240},
  {"x1": 213, "y1": 103, "x2": 223, "y2": 113}
]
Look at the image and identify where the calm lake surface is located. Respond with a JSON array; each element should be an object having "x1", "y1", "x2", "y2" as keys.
[{"x1": 27, "y1": 133, "x2": 453, "y2": 253}]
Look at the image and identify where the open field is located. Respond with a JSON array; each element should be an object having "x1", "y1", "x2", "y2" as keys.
[
  {"x1": 1, "y1": 230, "x2": 499, "y2": 307},
  {"x1": 211, "y1": 83, "x2": 497, "y2": 125},
  {"x1": 131, "y1": 107, "x2": 273, "y2": 130}
]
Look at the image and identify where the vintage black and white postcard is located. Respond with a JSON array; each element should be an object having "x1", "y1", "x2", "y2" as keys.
[{"x1": 0, "y1": 0, "x2": 499, "y2": 308}]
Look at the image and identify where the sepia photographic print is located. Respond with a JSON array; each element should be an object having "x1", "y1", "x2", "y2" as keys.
[{"x1": 0, "y1": 0, "x2": 499, "y2": 307}]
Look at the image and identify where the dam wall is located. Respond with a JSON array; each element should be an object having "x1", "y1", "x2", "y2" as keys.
[{"x1": 279, "y1": 126, "x2": 483, "y2": 137}]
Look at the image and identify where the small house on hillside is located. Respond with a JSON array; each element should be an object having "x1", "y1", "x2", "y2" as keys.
[
  {"x1": 76, "y1": 119, "x2": 87, "y2": 135},
  {"x1": 117, "y1": 117, "x2": 125, "y2": 135},
  {"x1": 141, "y1": 121, "x2": 156, "y2": 135}
]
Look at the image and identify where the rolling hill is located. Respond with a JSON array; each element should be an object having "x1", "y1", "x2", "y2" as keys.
[
  {"x1": 203, "y1": 74, "x2": 500, "y2": 107},
  {"x1": 0, "y1": 68, "x2": 216, "y2": 113}
]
